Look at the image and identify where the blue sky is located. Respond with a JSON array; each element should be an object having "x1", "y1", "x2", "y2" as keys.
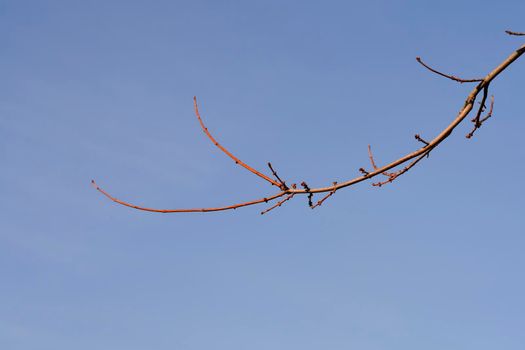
[{"x1": 1, "y1": 1, "x2": 525, "y2": 349}]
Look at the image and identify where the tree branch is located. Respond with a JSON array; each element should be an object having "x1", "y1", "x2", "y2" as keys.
[{"x1": 93, "y1": 32, "x2": 525, "y2": 214}]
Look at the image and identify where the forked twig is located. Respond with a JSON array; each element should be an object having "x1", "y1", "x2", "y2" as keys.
[
  {"x1": 93, "y1": 32, "x2": 525, "y2": 214},
  {"x1": 372, "y1": 150, "x2": 430, "y2": 187},
  {"x1": 311, "y1": 182, "x2": 338, "y2": 209},
  {"x1": 466, "y1": 94, "x2": 495, "y2": 139},
  {"x1": 367, "y1": 145, "x2": 395, "y2": 177},
  {"x1": 261, "y1": 193, "x2": 295, "y2": 215}
]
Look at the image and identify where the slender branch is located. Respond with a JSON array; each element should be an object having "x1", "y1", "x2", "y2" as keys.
[
  {"x1": 416, "y1": 56, "x2": 483, "y2": 83},
  {"x1": 193, "y1": 97, "x2": 281, "y2": 188},
  {"x1": 92, "y1": 180, "x2": 286, "y2": 213}
]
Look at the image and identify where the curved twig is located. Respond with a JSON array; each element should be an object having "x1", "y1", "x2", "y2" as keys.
[
  {"x1": 416, "y1": 56, "x2": 483, "y2": 83},
  {"x1": 92, "y1": 180, "x2": 286, "y2": 213},
  {"x1": 193, "y1": 97, "x2": 281, "y2": 188}
]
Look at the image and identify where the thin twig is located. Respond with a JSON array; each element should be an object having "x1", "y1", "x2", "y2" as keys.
[
  {"x1": 359, "y1": 168, "x2": 369, "y2": 176},
  {"x1": 368, "y1": 145, "x2": 395, "y2": 177},
  {"x1": 416, "y1": 57, "x2": 483, "y2": 83},
  {"x1": 311, "y1": 182, "x2": 337, "y2": 209},
  {"x1": 193, "y1": 97, "x2": 281, "y2": 188},
  {"x1": 267, "y1": 162, "x2": 288, "y2": 190},
  {"x1": 480, "y1": 96, "x2": 495, "y2": 123},
  {"x1": 506, "y1": 30, "x2": 525, "y2": 36},
  {"x1": 92, "y1": 180, "x2": 286, "y2": 213},
  {"x1": 414, "y1": 134, "x2": 429, "y2": 146},
  {"x1": 472, "y1": 84, "x2": 490, "y2": 125},
  {"x1": 466, "y1": 84, "x2": 489, "y2": 138},
  {"x1": 466, "y1": 94, "x2": 495, "y2": 139},
  {"x1": 261, "y1": 193, "x2": 295, "y2": 215},
  {"x1": 372, "y1": 150, "x2": 430, "y2": 187}
]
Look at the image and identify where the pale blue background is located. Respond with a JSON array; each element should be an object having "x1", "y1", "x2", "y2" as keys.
[{"x1": 1, "y1": 1, "x2": 524, "y2": 349}]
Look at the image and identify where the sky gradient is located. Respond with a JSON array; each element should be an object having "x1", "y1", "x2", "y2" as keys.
[{"x1": 1, "y1": 1, "x2": 525, "y2": 349}]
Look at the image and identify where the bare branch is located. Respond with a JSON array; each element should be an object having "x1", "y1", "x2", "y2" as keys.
[
  {"x1": 93, "y1": 37, "x2": 525, "y2": 214},
  {"x1": 416, "y1": 56, "x2": 483, "y2": 83}
]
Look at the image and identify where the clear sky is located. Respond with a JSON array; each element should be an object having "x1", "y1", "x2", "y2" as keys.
[{"x1": 1, "y1": 1, "x2": 524, "y2": 349}]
